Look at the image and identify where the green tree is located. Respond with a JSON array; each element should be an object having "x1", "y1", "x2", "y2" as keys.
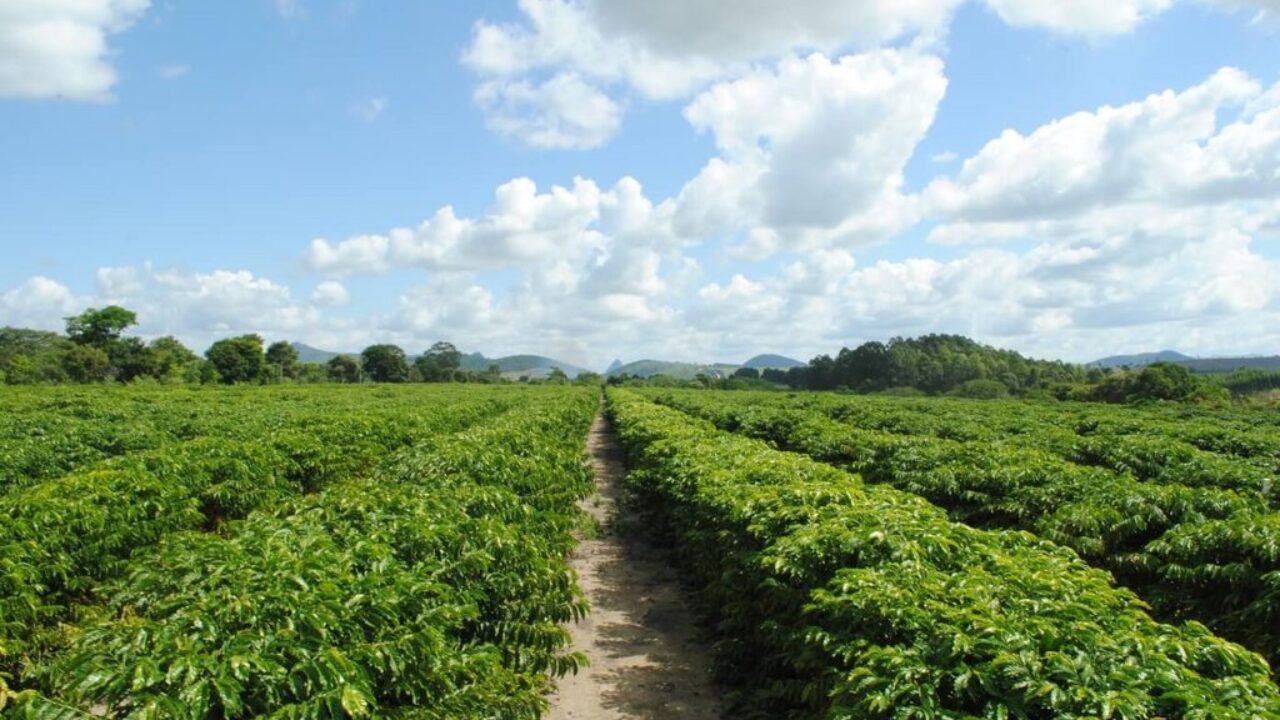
[
  {"x1": 415, "y1": 341, "x2": 463, "y2": 382},
  {"x1": 109, "y1": 336, "x2": 158, "y2": 382},
  {"x1": 65, "y1": 306, "x2": 137, "y2": 348},
  {"x1": 574, "y1": 371, "x2": 603, "y2": 386},
  {"x1": 149, "y1": 336, "x2": 199, "y2": 382},
  {"x1": 265, "y1": 341, "x2": 300, "y2": 380},
  {"x1": 206, "y1": 334, "x2": 266, "y2": 384},
  {"x1": 1130, "y1": 362, "x2": 1200, "y2": 401},
  {"x1": 327, "y1": 355, "x2": 362, "y2": 383},
  {"x1": 361, "y1": 344, "x2": 409, "y2": 383},
  {"x1": 547, "y1": 367, "x2": 569, "y2": 384},
  {"x1": 62, "y1": 344, "x2": 111, "y2": 382},
  {"x1": 732, "y1": 366, "x2": 760, "y2": 380},
  {"x1": 0, "y1": 327, "x2": 71, "y2": 383}
]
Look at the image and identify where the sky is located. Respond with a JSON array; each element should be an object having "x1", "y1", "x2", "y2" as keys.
[{"x1": 1, "y1": 0, "x2": 1278, "y2": 370}]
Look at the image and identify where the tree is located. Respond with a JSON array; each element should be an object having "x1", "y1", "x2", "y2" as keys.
[
  {"x1": 108, "y1": 337, "x2": 157, "y2": 382},
  {"x1": 732, "y1": 366, "x2": 760, "y2": 380},
  {"x1": 327, "y1": 355, "x2": 362, "y2": 383},
  {"x1": 65, "y1": 306, "x2": 137, "y2": 348},
  {"x1": 547, "y1": 367, "x2": 569, "y2": 384},
  {"x1": 265, "y1": 341, "x2": 300, "y2": 380},
  {"x1": 149, "y1": 337, "x2": 199, "y2": 382},
  {"x1": 415, "y1": 341, "x2": 462, "y2": 382},
  {"x1": 206, "y1": 334, "x2": 266, "y2": 384},
  {"x1": 574, "y1": 371, "x2": 603, "y2": 386},
  {"x1": 761, "y1": 368, "x2": 788, "y2": 384},
  {"x1": 62, "y1": 344, "x2": 111, "y2": 382},
  {"x1": 361, "y1": 344, "x2": 409, "y2": 383},
  {"x1": 0, "y1": 327, "x2": 71, "y2": 383}
]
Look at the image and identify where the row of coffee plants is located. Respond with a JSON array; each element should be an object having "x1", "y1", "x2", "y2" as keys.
[
  {"x1": 0, "y1": 387, "x2": 527, "y2": 698},
  {"x1": 0, "y1": 386, "x2": 517, "y2": 494},
  {"x1": 646, "y1": 389, "x2": 1280, "y2": 671},
  {"x1": 731, "y1": 391, "x2": 1279, "y2": 498},
  {"x1": 8, "y1": 388, "x2": 597, "y2": 718},
  {"x1": 608, "y1": 389, "x2": 1280, "y2": 718}
]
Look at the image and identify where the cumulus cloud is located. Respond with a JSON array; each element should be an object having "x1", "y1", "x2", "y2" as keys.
[
  {"x1": 0, "y1": 0, "x2": 150, "y2": 100},
  {"x1": 310, "y1": 280, "x2": 349, "y2": 307},
  {"x1": 305, "y1": 175, "x2": 672, "y2": 276},
  {"x1": 981, "y1": 0, "x2": 1172, "y2": 34},
  {"x1": 458, "y1": 0, "x2": 1278, "y2": 149},
  {"x1": 678, "y1": 49, "x2": 946, "y2": 250},
  {"x1": 475, "y1": 73, "x2": 622, "y2": 149},
  {"x1": 0, "y1": 276, "x2": 84, "y2": 330},
  {"x1": 924, "y1": 67, "x2": 1280, "y2": 242}
]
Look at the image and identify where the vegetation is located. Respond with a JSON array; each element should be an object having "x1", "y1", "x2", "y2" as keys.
[
  {"x1": 1, "y1": 384, "x2": 597, "y2": 717},
  {"x1": 608, "y1": 389, "x2": 1280, "y2": 718},
  {"x1": 647, "y1": 388, "x2": 1280, "y2": 670},
  {"x1": 795, "y1": 334, "x2": 1088, "y2": 394},
  {"x1": 0, "y1": 307, "x2": 586, "y2": 387}
]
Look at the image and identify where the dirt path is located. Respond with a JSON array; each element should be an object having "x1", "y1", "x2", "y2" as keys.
[{"x1": 547, "y1": 410, "x2": 722, "y2": 719}]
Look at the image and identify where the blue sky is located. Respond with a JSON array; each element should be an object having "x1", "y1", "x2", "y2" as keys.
[{"x1": 1, "y1": 0, "x2": 1278, "y2": 368}]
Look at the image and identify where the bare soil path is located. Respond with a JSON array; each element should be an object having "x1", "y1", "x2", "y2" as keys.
[{"x1": 547, "y1": 410, "x2": 722, "y2": 719}]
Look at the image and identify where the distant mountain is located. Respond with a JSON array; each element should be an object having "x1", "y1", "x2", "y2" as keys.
[
  {"x1": 1089, "y1": 350, "x2": 1280, "y2": 374},
  {"x1": 605, "y1": 359, "x2": 624, "y2": 375},
  {"x1": 1179, "y1": 356, "x2": 1280, "y2": 374},
  {"x1": 459, "y1": 352, "x2": 591, "y2": 379},
  {"x1": 290, "y1": 343, "x2": 588, "y2": 377},
  {"x1": 292, "y1": 342, "x2": 342, "y2": 363},
  {"x1": 1090, "y1": 350, "x2": 1192, "y2": 368},
  {"x1": 742, "y1": 353, "x2": 804, "y2": 370},
  {"x1": 607, "y1": 359, "x2": 739, "y2": 380}
]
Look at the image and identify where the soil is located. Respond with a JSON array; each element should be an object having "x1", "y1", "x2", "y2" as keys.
[{"x1": 546, "y1": 410, "x2": 722, "y2": 719}]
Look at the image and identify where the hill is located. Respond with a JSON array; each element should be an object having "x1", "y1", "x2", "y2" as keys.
[
  {"x1": 291, "y1": 343, "x2": 589, "y2": 377},
  {"x1": 459, "y1": 352, "x2": 591, "y2": 379},
  {"x1": 1090, "y1": 350, "x2": 1192, "y2": 368},
  {"x1": 607, "y1": 359, "x2": 740, "y2": 380},
  {"x1": 742, "y1": 353, "x2": 804, "y2": 370},
  {"x1": 1180, "y1": 356, "x2": 1280, "y2": 374},
  {"x1": 1089, "y1": 350, "x2": 1280, "y2": 374},
  {"x1": 291, "y1": 342, "x2": 342, "y2": 363}
]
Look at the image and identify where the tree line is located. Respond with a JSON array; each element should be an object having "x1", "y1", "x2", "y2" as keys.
[
  {"x1": 612, "y1": 334, "x2": 1230, "y2": 404},
  {"x1": 0, "y1": 306, "x2": 588, "y2": 386}
]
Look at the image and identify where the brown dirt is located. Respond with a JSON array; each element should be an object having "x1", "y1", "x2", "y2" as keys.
[{"x1": 547, "y1": 410, "x2": 722, "y2": 719}]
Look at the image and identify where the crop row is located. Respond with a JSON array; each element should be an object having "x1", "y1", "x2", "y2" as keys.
[
  {"x1": 608, "y1": 389, "x2": 1280, "y2": 718},
  {"x1": 0, "y1": 386, "x2": 518, "y2": 495},
  {"x1": 760, "y1": 391, "x2": 1279, "y2": 499},
  {"x1": 646, "y1": 389, "x2": 1280, "y2": 672},
  {"x1": 7, "y1": 388, "x2": 598, "y2": 719},
  {"x1": 0, "y1": 391, "x2": 518, "y2": 693}
]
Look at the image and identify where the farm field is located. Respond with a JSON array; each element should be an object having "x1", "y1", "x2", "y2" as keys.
[
  {"x1": 1, "y1": 384, "x2": 598, "y2": 717},
  {"x1": 2, "y1": 384, "x2": 1279, "y2": 718},
  {"x1": 609, "y1": 388, "x2": 1280, "y2": 717}
]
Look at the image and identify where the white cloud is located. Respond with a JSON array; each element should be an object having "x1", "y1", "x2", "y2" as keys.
[
  {"x1": 924, "y1": 67, "x2": 1280, "y2": 242},
  {"x1": 0, "y1": 0, "x2": 150, "y2": 100},
  {"x1": 931, "y1": 151, "x2": 958, "y2": 163},
  {"x1": 310, "y1": 280, "x2": 349, "y2": 307},
  {"x1": 274, "y1": 0, "x2": 304, "y2": 20},
  {"x1": 156, "y1": 64, "x2": 188, "y2": 80},
  {"x1": 306, "y1": 176, "x2": 658, "y2": 276},
  {"x1": 459, "y1": 0, "x2": 1276, "y2": 149},
  {"x1": 1203, "y1": 0, "x2": 1280, "y2": 24},
  {"x1": 306, "y1": 234, "x2": 391, "y2": 276},
  {"x1": 0, "y1": 276, "x2": 83, "y2": 330},
  {"x1": 981, "y1": 0, "x2": 1172, "y2": 34},
  {"x1": 678, "y1": 49, "x2": 946, "y2": 251},
  {"x1": 475, "y1": 73, "x2": 622, "y2": 149},
  {"x1": 352, "y1": 96, "x2": 386, "y2": 122}
]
